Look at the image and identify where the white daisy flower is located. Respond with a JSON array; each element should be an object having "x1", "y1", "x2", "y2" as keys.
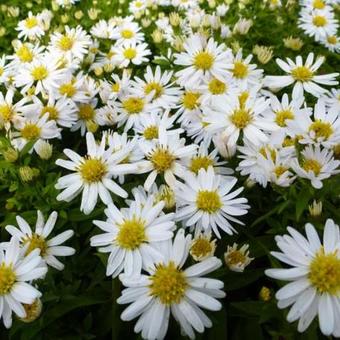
[
  {"x1": 320, "y1": 34, "x2": 340, "y2": 52},
  {"x1": 114, "y1": 41, "x2": 151, "y2": 68},
  {"x1": 55, "y1": 132, "x2": 137, "y2": 214},
  {"x1": 5, "y1": 211, "x2": 75, "y2": 270},
  {"x1": 117, "y1": 229, "x2": 225, "y2": 340},
  {"x1": 175, "y1": 167, "x2": 249, "y2": 238},
  {"x1": 101, "y1": 70, "x2": 132, "y2": 104},
  {"x1": 265, "y1": 219, "x2": 340, "y2": 337},
  {"x1": 16, "y1": 12, "x2": 45, "y2": 40},
  {"x1": 264, "y1": 53, "x2": 339, "y2": 99},
  {"x1": 90, "y1": 195, "x2": 175, "y2": 278},
  {"x1": 0, "y1": 237, "x2": 47, "y2": 328},
  {"x1": 110, "y1": 20, "x2": 144, "y2": 45},
  {"x1": 7, "y1": 42, "x2": 45, "y2": 67}
]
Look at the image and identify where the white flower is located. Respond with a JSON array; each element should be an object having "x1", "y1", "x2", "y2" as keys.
[
  {"x1": 264, "y1": 53, "x2": 339, "y2": 99},
  {"x1": 114, "y1": 41, "x2": 151, "y2": 68},
  {"x1": 190, "y1": 232, "x2": 217, "y2": 261},
  {"x1": 55, "y1": 132, "x2": 137, "y2": 214},
  {"x1": 91, "y1": 195, "x2": 175, "y2": 278},
  {"x1": 175, "y1": 167, "x2": 249, "y2": 238},
  {"x1": 5, "y1": 211, "x2": 75, "y2": 270},
  {"x1": 110, "y1": 20, "x2": 144, "y2": 45},
  {"x1": 265, "y1": 219, "x2": 340, "y2": 337},
  {"x1": 0, "y1": 237, "x2": 47, "y2": 328},
  {"x1": 117, "y1": 229, "x2": 225, "y2": 340},
  {"x1": 16, "y1": 12, "x2": 45, "y2": 40},
  {"x1": 224, "y1": 243, "x2": 254, "y2": 272}
]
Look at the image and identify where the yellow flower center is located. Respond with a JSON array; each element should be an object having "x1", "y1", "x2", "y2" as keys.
[
  {"x1": 327, "y1": 35, "x2": 337, "y2": 45},
  {"x1": 291, "y1": 66, "x2": 314, "y2": 82},
  {"x1": 155, "y1": 186, "x2": 176, "y2": 210},
  {"x1": 58, "y1": 35, "x2": 74, "y2": 51},
  {"x1": 190, "y1": 237, "x2": 214, "y2": 259},
  {"x1": 31, "y1": 66, "x2": 48, "y2": 81},
  {"x1": 225, "y1": 250, "x2": 246, "y2": 266},
  {"x1": 23, "y1": 234, "x2": 47, "y2": 256},
  {"x1": 116, "y1": 218, "x2": 146, "y2": 250},
  {"x1": 259, "y1": 147, "x2": 276, "y2": 161},
  {"x1": 0, "y1": 105, "x2": 13, "y2": 122},
  {"x1": 302, "y1": 158, "x2": 322, "y2": 175},
  {"x1": 78, "y1": 104, "x2": 95, "y2": 120},
  {"x1": 0, "y1": 67, "x2": 3, "y2": 76},
  {"x1": 143, "y1": 125, "x2": 159, "y2": 140},
  {"x1": 196, "y1": 190, "x2": 222, "y2": 213},
  {"x1": 283, "y1": 136, "x2": 295, "y2": 147},
  {"x1": 232, "y1": 61, "x2": 248, "y2": 79},
  {"x1": 21, "y1": 123, "x2": 41, "y2": 140},
  {"x1": 122, "y1": 97, "x2": 145, "y2": 114},
  {"x1": 123, "y1": 48, "x2": 137, "y2": 60},
  {"x1": 144, "y1": 82, "x2": 163, "y2": 99},
  {"x1": 0, "y1": 263, "x2": 16, "y2": 295},
  {"x1": 121, "y1": 29, "x2": 134, "y2": 39},
  {"x1": 150, "y1": 148, "x2": 175, "y2": 173},
  {"x1": 189, "y1": 156, "x2": 214, "y2": 174},
  {"x1": 309, "y1": 120, "x2": 333, "y2": 139},
  {"x1": 208, "y1": 78, "x2": 226, "y2": 95},
  {"x1": 312, "y1": 15, "x2": 327, "y2": 27},
  {"x1": 41, "y1": 106, "x2": 59, "y2": 120},
  {"x1": 59, "y1": 82, "x2": 76, "y2": 97},
  {"x1": 193, "y1": 51, "x2": 215, "y2": 70},
  {"x1": 275, "y1": 109, "x2": 294, "y2": 127},
  {"x1": 309, "y1": 249, "x2": 340, "y2": 295},
  {"x1": 25, "y1": 17, "x2": 38, "y2": 29},
  {"x1": 111, "y1": 83, "x2": 120, "y2": 92},
  {"x1": 21, "y1": 299, "x2": 42, "y2": 323},
  {"x1": 78, "y1": 157, "x2": 107, "y2": 183},
  {"x1": 230, "y1": 108, "x2": 253, "y2": 129},
  {"x1": 274, "y1": 165, "x2": 287, "y2": 177},
  {"x1": 16, "y1": 45, "x2": 33, "y2": 63},
  {"x1": 313, "y1": 0, "x2": 326, "y2": 9},
  {"x1": 149, "y1": 261, "x2": 187, "y2": 305},
  {"x1": 182, "y1": 91, "x2": 200, "y2": 110}
]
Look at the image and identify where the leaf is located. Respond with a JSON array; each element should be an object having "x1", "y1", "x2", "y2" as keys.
[{"x1": 295, "y1": 188, "x2": 311, "y2": 221}]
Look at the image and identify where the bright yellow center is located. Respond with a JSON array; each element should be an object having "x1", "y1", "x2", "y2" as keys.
[
  {"x1": 58, "y1": 35, "x2": 74, "y2": 51},
  {"x1": 78, "y1": 158, "x2": 107, "y2": 183},
  {"x1": 111, "y1": 83, "x2": 120, "y2": 92},
  {"x1": 122, "y1": 97, "x2": 145, "y2": 114},
  {"x1": 78, "y1": 104, "x2": 95, "y2": 120},
  {"x1": 275, "y1": 109, "x2": 294, "y2": 127},
  {"x1": 121, "y1": 29, "x2": 134, "y2": 39},
  {"x1": 196, "y1": 190, "x2": 222, "y2": 213},
  {"x1": 189, "y1": 156, "x2": 214, "y2": 174},
  {"x1": 0, "y1": 263, "x2": 16, "y2": 295},
  {"x1": 59, "y1": 82, "x2": 76, "y2": 97},
  {"x1": 233, "y1": 61, "x2": 248, "y2": 79},
  {"x1": 303, "y1": 158, "x2": 322, "y2": 175},
  {"x1": 123, "y1": 48, "x2": 137, "y2": 60},
  {"x1": 226, "y1": 250, "x2": 246, "y2": 265},
  {"x1": 150, "y1": 148, "x2": 175, "y2": 173},
  {"x1": 208, "y1": 78, "x2": 226, "y2": 95},
  {"x1": 16, "y1": 45, "x2": 33, "y2": 63},
  {"x1": 230, "y1": 108, "x2": 252, "y2": 129},
  {"x1": 23, "y1": 234, "x2": 47, "y2": 256},
  {"x1": 291, "y1": 66, "x2": 314, "y2": 82},
  {"x1": 313, "y1": 15, "x2": 327, "y2": 27},
  {"x1": 25, "y1": 17, "x2": 38, "y2": 29},
  {"x1": 313, "y1": 0, "x2": 325, "y2": 9},
  {"x1": 31, "y1": 66, "x2": 48, "y2": 81},
  {"x1": 193, "y1": 51, "x2": 215, "y2": 70},
  {"x1": 21, "y1": 123, "x2": 41, "y2": 140},
  {"x1": 116, "y1": 218, "x2": 146, "y2": 250},
  {"x1": 0, "y1": 105, "x2": 13, "y2": 122},
  {"x1": 144, "y1": 82, "x2": 163, "y2": 98},
  {"x1": 309, "y1": 249, "x2": 340, "y2": 295},
  {"x1": 274, "y1": 165, "x2": 287, "y2": 177},
  {"x1": 190, "y1": 237, "x2": 213, "y2": 259},
  {"x1": 149, "y1": 261, "x2": 187, "y2": 305},
  {"x1": 143, "y1": 125, "x2": 159, "y2": 140},
  {"x1": 182, "y1": 91, "x2": 200, "y2": 110},
  {"x1": 309, "y1": 120, "x2": 333, "y2": 139},
  {"x1": 41, "y1": 106, "x2": 59, "y2": 120},
  {"x1": 327, "y1": 36, "x2": 337, "y2": 45}
]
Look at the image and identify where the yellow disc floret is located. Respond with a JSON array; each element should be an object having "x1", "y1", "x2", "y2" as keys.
[
  {"x1": 41, "y1": 106, "x2": 59, "y2": 120},
  {"x1": 182, "y1": 91, "x2": 200, "y2": 110},
  {"x1": 0, "y1": 263, "x2": 16, "y2": 295},
  {"x1": 123, "y1": 48, "x2": 137, "y2": 60},
  {"x1": 309, "y1": 120, "x2": 333, "y2": 139},
  {"x1": 122, "y1": 97, "x2": 145, "y2": 114},
  {"x1": 230, "y1": 108, "x2": 253, "y2": 129},
  {"x1": 78, "y1": 104, "x2": 95, "y2": 120},
  {"x1": 208, "y1": 78, "x2": 226, "y2": 95},
  {"x1": 21, "y1": 123, "x2": 41, "y2": 140},
  {"x1": 143, "y1": 125, "x2": 159, "y2": 140},
  {"x1": 194, "y1": 51, "x2": 214, "y2": 70},
  {"x1": 275, "y1": 109, "x2": 294, "y2": 127},
  {"x1": 23, "y1": 234, "x2": 48, "y2": 256},
  {"x1": 312, "y1": 15, "x2": 327, "y2": 27},
  {"x1": 232, "y1": 61, "x2": 248, "y2": 79},
  {"x1": 78, "y1": 157, "x2": 107, "y2": 183},
  {"x1": 58, "y1": 35, "x2": 74, "y2": 51},
  {"x1": 189, "y1": 156, "x2": 214, "y2": 174},
  {"x1": 150, "y1": 148, "x2": 175, "y2": 173},
  {"x1": 196, "y1": 190, "x2": 222, "y2": 213},
  {"x1": 144, "y1": 82, "x2": 163, "y2": 99},
  {"x1": 116, "y1": 218, "x2": 146, "y2": 250},
  {"x1": 31, "y1": 66, "x2": 48, "y2": 81},
  {"x1": 291, "y1": 66, "x2": 314, "y2": 82},
  {"x1": 302, "y1": 158, "x2": 322, "y2": 175}
]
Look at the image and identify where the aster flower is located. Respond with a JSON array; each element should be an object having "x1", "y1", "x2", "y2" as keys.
[
  {"x1": 224, "y1": 243, "x2": 254, "y2": 272},
  {"x1": 113, "y1": 41, "x2": 151, "y2": 68}
]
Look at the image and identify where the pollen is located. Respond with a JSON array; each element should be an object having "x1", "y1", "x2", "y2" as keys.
[
  {"x1": 123, "y1": 47, "x2": 137, "y2": 60},
  {"x1": 312, "y1": 15, "x2": 327, "y2": 27},
  {"x1": 21, "y1": 123, "x2": 41, "y2": 140},
  {"x1": 189, "y1": 156, "x2": 214, "y2": 174},
  {"x1": 196, "y1": 190, "x2": 222, "y2": 213},
  {"x1": 25, "y1": 17, "x2": 38, "y2": 29},
  {"x1": 230, "y1": 108, "x2": 253, "y2": 129},
  {"x1": 193, "y1": 51, "x2": 215, "y2": 70},
  {"x1": 275, "y1": 109, "x2": 294, "y2": 127},
  {"x1": 16, "y1": 45, "x2": 33, "y2": 63},
  {"x1": 0, "y1": 263, "x2": 16, "y2": 295},
  {"x1": 232, "y1": 61, "x2": 248, "y2": 79},
  {"x1": 150, "y1": 148, "x2": 175, "y2": 173},
  {"x1": 309, "y1": 249, "x2": 340, "y2": 295},
  {"x1": 121, "y1": 29, "x2": 134, "y2": 39},
  {"x1": 144, "y1": 82, "x2": 163, "y2": 99},
  {"x1": 208, "y1": 78, "x2": 226, "y2": 95},
  {"x1": 309, "y1": 120, "x2": 333, "y2": 139},
  {"x1": 23, "y1": 233, "x2": 48, "y2": 257},
  {"x1": 143, "y1": 125, "x2": 159, "y2": 140},
  {"x1": 59, "y1": 82, "x2": 77, "y2": 97},
  {"x1": 182, "y1": 91, "x2": 200, "y2": 110},
  {"x1": 291, "y1": 66, "x2": 314, "y2": 82},
  {"x1": 58, "y1": 35, "x2": 74, "y2": 51},
  {"x1": 78, "y1": 104, "x2": 95, "y2": 120},
  {"x1": 31, "y1": 66, "x2": 48, "y2": 81},
  {"x1": 0, "y1": 104, "x2": 13, "y2": 122},
  {"x1": 41, "y1": 106, "x2": 59, "y2": 120},
  {"x1": 122, "y1": 97, "x2": 145, "y2": 114},
  {"x1": 149, "y1": 261, "x2": 187, "y2": 305},
  {"x1": 302, "y1": 158, "x2": 322, "y2": 175},
  {"x1": 78, "y1": 157, "x2": 107, "y2": 183},
  {"x1": 116, "y1": 218, "x2": 146, "y2": 250}
]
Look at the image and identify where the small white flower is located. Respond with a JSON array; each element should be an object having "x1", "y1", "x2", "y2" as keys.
[{"x1": 224, "y1": 243, "x2": 254, "y2": 272}]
